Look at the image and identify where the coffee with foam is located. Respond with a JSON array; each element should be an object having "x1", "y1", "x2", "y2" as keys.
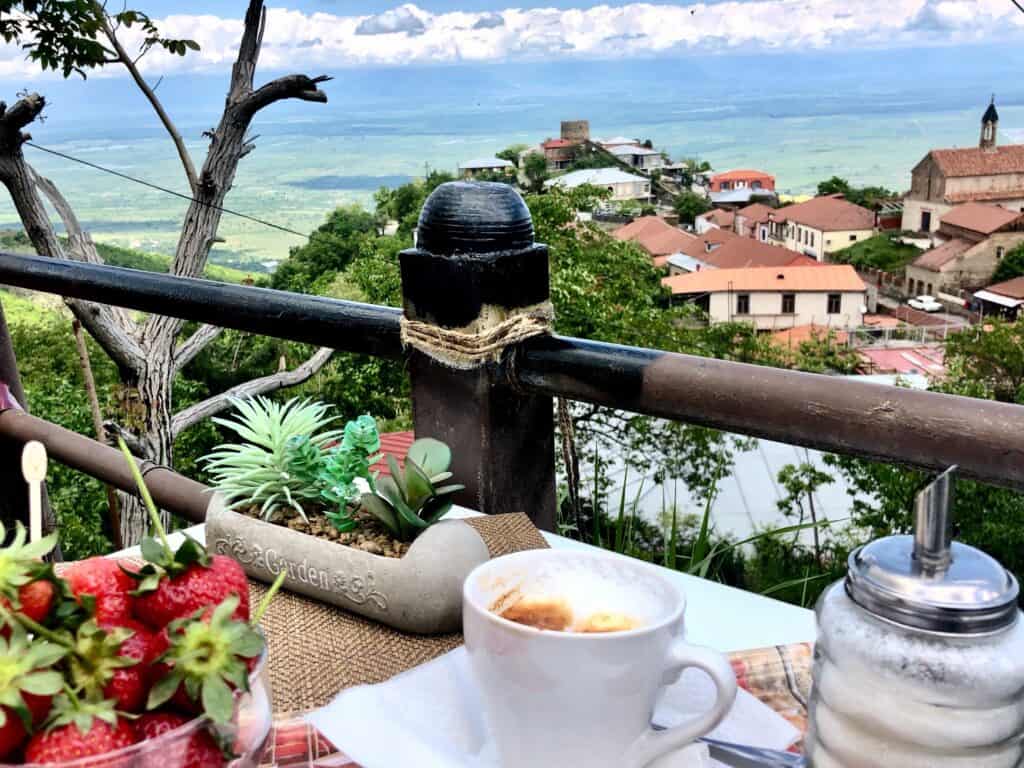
[{"x1": 487, "y1": 553, "x2": 668, "y2": 633}]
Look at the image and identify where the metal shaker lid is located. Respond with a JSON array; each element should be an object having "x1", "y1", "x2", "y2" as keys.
[{"x1": 845, "y1": 466, "x2": 1020, "y2": 634}]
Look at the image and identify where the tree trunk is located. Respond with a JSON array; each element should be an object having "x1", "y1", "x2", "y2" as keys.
[{"x1": 117, "y1": 335, "x2": 176, "y2": 546}]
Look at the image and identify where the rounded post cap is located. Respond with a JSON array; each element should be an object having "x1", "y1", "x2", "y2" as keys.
[{"x1": 416, "y1": 182, "x2": 534, "y2": 256}]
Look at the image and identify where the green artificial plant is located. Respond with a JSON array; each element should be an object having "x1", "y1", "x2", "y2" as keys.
[{"x1": 360, "y1": 438, "x2": 464, "y2": 542}]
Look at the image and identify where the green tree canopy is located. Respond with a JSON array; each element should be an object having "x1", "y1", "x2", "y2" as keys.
[
  {"x1": 816, "y1": 176, "x2": 897, "y2": 209},
  {"x1": 496, "y1": 144, "x2": 529, "y2": 167},
  {"x1": 674, "y1": 190, "x2": 711, "y2": 225},
  {"x1": 990, "y1": 242, "x2": 1024, "y2": 284}
]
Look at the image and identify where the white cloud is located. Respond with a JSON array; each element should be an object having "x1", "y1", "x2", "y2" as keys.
[{"x1": 0, "y1": 0, "x2": 1020, "y2": 78}]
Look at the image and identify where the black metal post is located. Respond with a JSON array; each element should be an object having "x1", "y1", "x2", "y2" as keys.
[
  {"x1": 0, "y1": 298, "x2": 53, "y2": 533},
  {"x1": 400, "y1": 182, "x2": 557, "y2": 530}
]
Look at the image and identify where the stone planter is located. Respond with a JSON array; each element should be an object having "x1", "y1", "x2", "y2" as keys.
[{"x1": 205, "y1": 494, "x2": 490, "y2": 634}]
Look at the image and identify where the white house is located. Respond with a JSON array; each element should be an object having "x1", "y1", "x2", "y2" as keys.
[
  {"x1": 458, "y1": 158, "x2": 515, "y2": 179},
  {"x1": 662, "y1": 264, "x2": 866, "y2": 330},
  {"x1": 607, "y1": 144, "x2": 665, "y2": 171},
  {"x1": 545, "y1": 168, "x2": 651, "y2": 201}
]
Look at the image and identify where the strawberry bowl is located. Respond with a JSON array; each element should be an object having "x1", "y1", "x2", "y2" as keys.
[{"x1": 0, "y1": 644, "x2": 272, "y2": 768}]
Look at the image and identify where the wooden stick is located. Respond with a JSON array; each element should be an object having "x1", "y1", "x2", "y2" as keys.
[
  {"x1": 20, "y1": 441, "x2": 46, "y2": 542},
  {"x1": 72, "y1": 320, "x2": 123, "y2": 550}
]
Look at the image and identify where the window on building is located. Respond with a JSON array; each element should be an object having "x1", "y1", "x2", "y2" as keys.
[
  {"x1": 736, "y1": 294, "x2": 750, "y2": 315},
  {"x1": 752, "y1": 181, "x2": 762, "y2": 190},
  {"x1": 721, "y1": 181, "x2": 731, "y2": 190},
  {"x1": 850, "y1": 234, "x2": 858, "y2": 242},
  {"x1": 781, "y1": 293, "x2": 795, "y2": 314},
  {"x1": 811, "y1": 232, "x2": 816, "y2": 247},
  {"x1": 827, "y1": 293, "x2": 841, "y2": 314},
  {"x1": 927, "y1": 284, "x2": 933, "y2": 296},
  {"x1": 998, "y1": 246, "x2": 1006, "y2": 260},
  {"x1": 921, "y1": 211, "x2": 932, "y2": 231},
  {"x1": 826, "y1": 239, "x2": 832, "y2": 247}
]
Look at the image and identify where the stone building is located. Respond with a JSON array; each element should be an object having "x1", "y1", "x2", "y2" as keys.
[
  {"x1": 905, "y1": 202, "x2": 1024, "y2": 297},
  {"x1": 902, "y1": 99, "x2": 1024, "y2": 232}
]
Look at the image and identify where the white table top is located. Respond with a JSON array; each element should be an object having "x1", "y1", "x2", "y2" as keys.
[{"x1": 116, "y1": 510, "x2": 818, "y2": 654}]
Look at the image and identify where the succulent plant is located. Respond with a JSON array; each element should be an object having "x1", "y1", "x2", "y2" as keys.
[
  {"x1": 317, "y1": 415, "x2": 381, "y2": 532},
  {"x1": 202, "y1": 397, "x2": 342, "y2": 521},
  {"x1": 360, "y1": 438, "x2": 464, "y2": 542}
]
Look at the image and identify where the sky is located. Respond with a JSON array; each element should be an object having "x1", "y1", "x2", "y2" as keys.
[{"x1": 0, "y1": 0, "x2": 1021, "y2": 79}]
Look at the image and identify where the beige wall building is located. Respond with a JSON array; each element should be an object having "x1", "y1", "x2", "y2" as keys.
[
  {"x1": 902, "y1": 100, "x2": 1024, "y2": 232},
  {"x1": 905, "y1": 202, "x2": 1024, "y2": 296},
  {"x1": 765, "y1": 196, "x2": 875, "y2": 261},
  {"x1": 662, "y1": 265, "x2": 866, "y2": 330}
]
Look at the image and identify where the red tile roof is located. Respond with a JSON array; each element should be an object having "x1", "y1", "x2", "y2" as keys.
[
  {"x1": 770, "y1": 196, "x2": 875, "y2": 232},
  {"x1": 930, "y1": 144, "x2": 1024, "y2": 178},
  {"x1": 612, "y1": 216, "x2": 693, "y2": 260},
  {"x1": 676, "y1": 228, "x2": 815, "y2": 269},
  {"x1": 911, "y1": 238, "x2": 972, "y2": 272},
  {"x1": 662, "y1": 264, "x2": 865, "y2": 295},
  {"x1": 735, "y1": 203, "x2": 774, "y2": 223},
  {"x1": 542, "y1": 138, "x2": 575, "y2": 149},
  {"x1": 770, "y1": 324, "x2": 849, "y2": 348},
  {"x1": 371, "y1": 431, "x2": 415, "y2": 476},
  {"x1": 698, "y1": 209, "x2": 735, "y2": 228},
  {"x1": 985, "y1": 276, "x2": 1024, "y2": 300},
  {"x1": 711, "y1": 169, "x2": 774, "y2": 182},
  {"x1": 940, "y1": 202, "x2": 1024, "y2": 234}
]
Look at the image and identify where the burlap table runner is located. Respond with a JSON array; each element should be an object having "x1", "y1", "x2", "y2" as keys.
[{"x1": 255, "y1": 513, "x2": 547, "y2": 713}]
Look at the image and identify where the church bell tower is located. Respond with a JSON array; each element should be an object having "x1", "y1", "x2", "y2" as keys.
[{"x1": 981, "y1": 96, "x2": 999, "y2": 152}]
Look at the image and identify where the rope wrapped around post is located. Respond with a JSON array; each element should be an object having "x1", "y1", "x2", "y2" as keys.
[{"x1": 400, "y1": 301, "x2": 554, "y2": 370}]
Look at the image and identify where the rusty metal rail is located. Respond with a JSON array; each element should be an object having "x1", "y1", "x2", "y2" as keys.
[
  {"x1": 0, "y1": 410, "x2": 209, "y2": 523},
  {"x1": 0, "y1": 249, "x2": 1023, "y2": 499}
]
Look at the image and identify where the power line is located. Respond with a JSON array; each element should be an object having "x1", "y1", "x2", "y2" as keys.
[{"x1": 25, "y1": 141, "x2": 310, "y2": 240}]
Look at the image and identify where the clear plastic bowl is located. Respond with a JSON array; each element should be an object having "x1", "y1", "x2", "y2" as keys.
[{"x1": 5, "y1": 644, "x2": 272, "y2": 767}]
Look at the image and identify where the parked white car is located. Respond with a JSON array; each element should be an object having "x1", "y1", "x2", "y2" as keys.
[{"x1": 908, "y1": 295, "x2": 943, "y2": 312}]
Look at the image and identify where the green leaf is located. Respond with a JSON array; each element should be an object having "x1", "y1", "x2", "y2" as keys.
[
  {"x1": 202, "y1": 675, "x2": 235, "y2": 724},
  {"x1": 402, "y1": 459, "x2": 434, "y2": 510},
  {"x1": 147, "y1": 669, "x2": 184, "y2": 711},
  {"x1": 408, "y1": 438, "x2": 450, "y2": 477},
  {"x1": 361, "y1": 494, "x2": 399, "y2": 538},
  {"x1": 231, "y1": 627, "x2": 264, "y2": 658},
  {"x1": 140, "y1": 537, "x2": 165, "y2": 565},
  {"x1": 20, "y1": 670, "x2": 62, "y2": 696},
  {"x1": 421, "y1": 498, "x2": 453, "y2": 526},
  {"x1": 385, "y1": 455, "x2": 405, "y2": 498}
]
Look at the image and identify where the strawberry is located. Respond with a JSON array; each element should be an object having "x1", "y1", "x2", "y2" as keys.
[
  {"x1": 0, "y1": 624, "x2": 65, "y2": 760},
  {"x1": 66, "y1": 619, "x2": 157, "y2": 714},
  {"x1": 24, "y1": 695, "x2": 137, "y2": 765},
  {"x1": 0, "y1": 522, "x2": 59, "y2": 633},
  {"x1": 136, "y1": 711, "x2": 226, "y2": 768},
  {"x1": 133, "y1": 553, "x2": 249, "y2": 629},
  {"x1": 63, "y1": 557, "x2": 135, "y2": 623},
  {"x1": 14, "y1": 579, "x2": 56, "y2": 625},
  {"x1": 148, "y1": 595, "x2": 263, "y2": 725}
]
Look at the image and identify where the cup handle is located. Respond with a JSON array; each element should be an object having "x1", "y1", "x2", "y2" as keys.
[{"x1": 626, "y1": 639, "x2": 738, "y2": 768}]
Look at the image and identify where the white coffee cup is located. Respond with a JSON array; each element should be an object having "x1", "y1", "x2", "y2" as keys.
[{"x1": 463, "y1": 549, "x2": 738, "y2": 768}]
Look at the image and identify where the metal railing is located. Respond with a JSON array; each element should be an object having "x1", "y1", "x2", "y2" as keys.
[{"x1": 0, "y1": 182, "x2": 1022, "y2": 533}]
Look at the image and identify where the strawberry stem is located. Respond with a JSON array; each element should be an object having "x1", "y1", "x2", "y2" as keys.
[
  {"x1": 251, "y1": 571, "x2": 287, "y2": 626},
  {"x1": 8, "y1": 610, "x2": 72, "y2": 648},
  {"x1": 117, "y1": 437, "x2": 171, "y2": 555}
]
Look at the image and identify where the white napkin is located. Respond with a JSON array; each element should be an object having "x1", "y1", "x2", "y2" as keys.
[{"x1": 308, "y1": 647, "x2": 800, "y2": 768}]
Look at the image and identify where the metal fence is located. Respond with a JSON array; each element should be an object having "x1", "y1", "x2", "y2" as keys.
[{"x1": 0, "y1": 182, "x2": 1021, "y2": 535}]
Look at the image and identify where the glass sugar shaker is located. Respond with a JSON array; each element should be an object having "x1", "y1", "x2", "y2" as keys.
[{"x1": 806, "y1": 467, "x2": 1024, "y2": 768}]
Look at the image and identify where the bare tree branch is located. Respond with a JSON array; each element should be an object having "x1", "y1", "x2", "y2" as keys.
[
  {"x1": 32, "y1": 169, "x2": 135, "y2": 334},
  {"x1": 174, "y1": 323, "x2": 224, "y2": 372},
  {"x1": 236, "y1": 74, "x2": 331, "y2": 119},
  {"x1": 171, "y1": 347, "x2": 334, "y2": 437},
  {"x1": 92, "y1": 2, "x2": 199, "y2": 195},
  {"x1": 0, "y1": 94, "x2": 144, "y2": 375}
]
